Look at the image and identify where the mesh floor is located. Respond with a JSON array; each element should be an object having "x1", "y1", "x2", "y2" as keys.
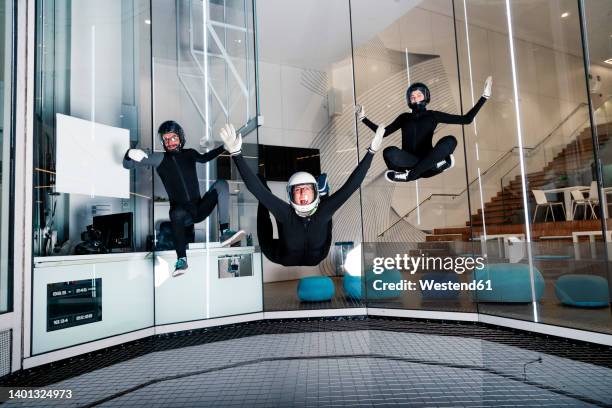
[{"x1": 2, "y1": 317, "x2": 612, "y2": 407}]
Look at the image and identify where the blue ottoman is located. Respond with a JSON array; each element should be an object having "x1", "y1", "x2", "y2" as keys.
[
  {"x1": 473, "y1": 263, "x2": 544, "y2": 303},
  {"x1": 343, "y1": 274, "x2": 363, "y2": 300},
  {"x1": 365, "y1": 268, "x2": 403, "y2": 300},
  {"x1": 342, "y1": 269, "x2": 403, "y2": 300},
  {"x1": 421, "y1": 272, "x2": 460, "y2": 300},
  {"x1": 555, "y1": 275, "x2": 610, "y2": 307},
  {"x1": 297, "y1": 276, "x2": 335, "y2": 302}
]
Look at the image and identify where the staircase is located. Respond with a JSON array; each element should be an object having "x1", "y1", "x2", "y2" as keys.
[
  {"x1": 469, "y1": 122, "x2": 611, "y2": 227},
  {"x1": 423, "y1": 120, "x2": 612, "y2": 242}
]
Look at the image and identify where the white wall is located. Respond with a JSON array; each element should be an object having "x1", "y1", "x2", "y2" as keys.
[{"x1": 257, "y1": 61, "x2": 329, "y2": 148}]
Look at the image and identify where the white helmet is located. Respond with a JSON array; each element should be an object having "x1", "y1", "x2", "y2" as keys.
[{"x1": 287, "y1": 172, "x2": 320, "y2": 217}]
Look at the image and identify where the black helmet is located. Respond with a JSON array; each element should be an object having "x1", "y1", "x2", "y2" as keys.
[
  {"x1": 158, "y1": 120, "x2": 186, "y2": 153},
  {"x1": 406, "y1": 82, "x2": 430, "y2": 112}
]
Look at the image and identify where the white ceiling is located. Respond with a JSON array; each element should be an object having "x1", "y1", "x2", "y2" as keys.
[
  {"x1": 255, "y1": 0, "x2": 612, "y2": 70},
  {"x1": 255, "y1": 0, "x2": 422, "y2": 69},
  {"x1": 440, "y1": 0, "x2": 612, "y2": 69}
]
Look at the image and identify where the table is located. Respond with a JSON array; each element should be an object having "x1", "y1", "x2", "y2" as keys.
[
  {"x1": 572, "y1": 230, "x2": 612, "y2": 259},
  {"x1": 480, "y1": 234, "x2": 525, "y2": 261}
]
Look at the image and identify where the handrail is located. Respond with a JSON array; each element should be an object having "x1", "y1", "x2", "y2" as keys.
[
  {"x1": 498, "y1": 102, "x2": 592, "y2": 182},
  {"x1": 378, "y1": 101, "x2": 592, "y2": 237}
]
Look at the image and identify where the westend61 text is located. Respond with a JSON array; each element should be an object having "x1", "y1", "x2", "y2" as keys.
[{"x1": 372, "y1": 279, "x2": 492, "y2": 292}]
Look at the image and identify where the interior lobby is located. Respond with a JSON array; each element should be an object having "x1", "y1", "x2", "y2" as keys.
[{"x1": 1, "y1": 0, "x2": 612, "y2": 406}]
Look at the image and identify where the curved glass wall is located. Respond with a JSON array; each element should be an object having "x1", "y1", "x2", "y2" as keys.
[
  {"x1": 455, "y1": 0, "x2": 611, "y2": 334},
  {"x1": 0, "y1": 0, "x2": 14, "y2": 315},
  {"x1": 32, "y1": 0, "x2": 261, "y2": 355},
  {"x1": 30, "y1": 0, "x2": 611, "y2": 356}
]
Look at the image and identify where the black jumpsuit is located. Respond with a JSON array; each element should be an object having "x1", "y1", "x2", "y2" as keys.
[
  {"x1": 123, "y1": 146, "x2": 227, "y2": 258},
  {"x1": 363, "y1": 96, "x2": 486, "y2": 181},
  {"x1": 232, "y1": 151, "x2": 374, "y2": 266}
]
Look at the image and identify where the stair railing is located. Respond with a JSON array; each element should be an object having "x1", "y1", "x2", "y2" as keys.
[{"x1": 378, "y1": 101, "x2": 593, "y2": 237}]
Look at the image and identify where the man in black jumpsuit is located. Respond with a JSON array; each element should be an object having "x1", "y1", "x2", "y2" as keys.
[
  {"x1": 358, "y1": 76, "x2": 492, "y2": 182},
  {"x1": 219, "y1": 123, "x2": 384, "y2": 267},
  {"x1": 123, "y1": 120, "x2": 242, "y2": 275}
]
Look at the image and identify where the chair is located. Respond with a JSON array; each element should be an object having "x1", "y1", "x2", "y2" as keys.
[
  {"x1": 532, "y1": 190, "x2": 564, "y2": 222},
  {"x1": 571, "y1": 189, "x2": 596, "y2": 220},
  {"x1": 587, "y1": 181, "x2": 600, "y2": 218}
]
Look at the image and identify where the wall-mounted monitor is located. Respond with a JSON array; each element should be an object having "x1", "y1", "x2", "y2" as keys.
[{"x1": 217, "y1": 143, "x2": 321, "y2": 182}]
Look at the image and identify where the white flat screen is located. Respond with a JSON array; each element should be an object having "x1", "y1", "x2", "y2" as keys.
[{"x1": 55, "y1": 113, "x2": 130, "y2": 198}]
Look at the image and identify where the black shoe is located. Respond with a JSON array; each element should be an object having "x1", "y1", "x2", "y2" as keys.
[
  {"x1": 436, "y1": 154, "x2": 455, "y2": 172},
  {"x1": 385, "y1": 170, "x2": 411, "y2": 183}
]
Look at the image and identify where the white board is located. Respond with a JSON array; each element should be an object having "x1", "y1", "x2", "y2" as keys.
[{"x1": 55, "y1": 113, "x2": 130, "y2": 198}]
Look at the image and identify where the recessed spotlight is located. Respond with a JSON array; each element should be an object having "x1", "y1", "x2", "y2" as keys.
[
  {"x1": 561, "y1": 12, "x2": 569, "y2": 18},
  {"x1": 605, "y1": 58, "x2": 612, "y2": 65},
  {"x1": 145, "y1": 19, "x2": 151, "y2": 24}
]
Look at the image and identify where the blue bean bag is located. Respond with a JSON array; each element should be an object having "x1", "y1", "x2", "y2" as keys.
[
  {"x1": 421, "y1": 272, "x2": 460, "y2": 300},
  {"x1": 297, "y1": 276, "x2": 335, "y2": 302},
  {"x1": 343, "y1": 274, "x2": 363, "y2": 300},
  {"x1": 343, "y1": 268, "x2": 403, "y2": 300},
  {"x1": 366, "y1": 268, "x2": 403, "y2": 299},
  {"x1": 473, "y1": 263, "x2": 544, "y2": 303},
  {"x1": 555, "y1": 275, "x2": 610, "y2": 307}
]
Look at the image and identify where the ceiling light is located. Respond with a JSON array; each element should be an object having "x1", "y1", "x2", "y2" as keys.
[
  {"x1": 561, "y1": 12, "x2": 569, "y2": 18},
  {"x1": 605, "y1": 58, "x2": 612, "y2": 65},
  {"x1": 145, "y1": 19, "x2": 151, "y2": 24}
]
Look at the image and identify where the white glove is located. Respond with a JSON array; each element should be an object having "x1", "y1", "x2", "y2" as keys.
[
  {"x1": 369, "y1": 125, "x2": 385, "y2": 153},
  {"x1": 355, "y1": 104, "x2": 366, "y2": 121},
  {"x1": 483, "y1": 76, "x2": 493, "y2": 99},
  {"x1": 219, "y1": 124, "x2": 242, "y2": 155},
  {"x1": 128, "y1": 149, "x2": 148, "y2": 162}
]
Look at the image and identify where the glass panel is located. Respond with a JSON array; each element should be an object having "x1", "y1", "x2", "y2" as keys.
[
  {"x1": 456, "y1": 0, "x2": 541, "y2": 322},
  {"x1": 153, "y1": 0, "x2": 261, "y2": 323},
  {"x1": 0, "y1": 0, "x2": 13, "y2": 314},
  {"x1": 351, "y1": 0, "x2": 477, "y2": 312},
  {"x1": 514, "y1": 0, "x2": 611, "y2": 333},
  {"x1": 257, "y1": 0, "x2": 364, "y2": 311},
  {"x1": 459, "y1": 0, "x2": 612, "y2": 333},
  {"x1": 33, "y1": 0, "x2": 154, "y2": 353},
  {"x1": 579, "y1": 0, "x2": 612, "y2": 334}
]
